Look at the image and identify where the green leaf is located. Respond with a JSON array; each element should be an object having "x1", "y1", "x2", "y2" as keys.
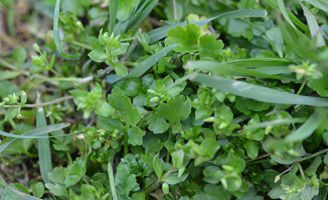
[
  {"x1": 222, "y1": 175, "x2": 242, "y2": 192},
  {"x1": 64, "y1": 158, "x2": 86, "y2": 187},
  {"x1": 152, "y1": 154, "x2": 163, "y2": 178},
  {"x1": 285, "y1": 109, "x2": 323, "y2": 142},
  {"x1": 305, "y1": 156, "x2": 322, "y2": 176},
  {"x1": 243, "y1": 141, "x2": 259, "y2": 159},
  {"x1": 127, "y1": 126, "x2": 144, "y2": 146},
  {"x1": 88, "y1": 49, "x2": 107, "y2": 62},
  {"x1": 164, "y1": 173, "x2": 188, "y2": 185},
  {"x1": 36, "y1": 99, "x2": 53, "y2": 184},
  {"x1": 45, "y1": 183, "x2": 68, "y2": 197},
  {"x1": 192, "y1": 73, "x2": 328, "y2": 106},
  {"x1": 154, "y1": 95, "x2": 191, "y2": 132},
  {"x1": 172, "y1": 150, "x2": 184, "y2": 169},
  {"x1": 31, "y1": 182, "x2": 44, "y2": 198},
  {"x1": 203, "y1": 166, "x2": 224, "y2": 184},
  {"x1": 108, "y1": 94, "x2": 140, "y2": 125},
  {"x1": 198, "y1": 34, "x2": 224, "y2": 60},
  {"x1": 266, "y1": 27, "x2": 284, "y2": 57},
  {"x1": 148, "y1": 113, "x2": 169, "y2": 134},
  {"x1": 148, "y1": 9, "x2": 267, "y2": 43},
  {"x1": 166, "y1": 24, "x2": 201, "y2": 53},
  {"x1": 308, "y1": 72, "x2": 328, "y2": 97},
  {"x1": 115, "y1": 163, "x2": 139, "y2": 198},
  {"x1": 194, "y1": 138, "x2": 220, "y2": 165}
]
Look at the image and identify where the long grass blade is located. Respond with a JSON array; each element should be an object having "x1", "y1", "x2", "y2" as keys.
[
  {"x1": 245, "y1": 118, "x2": 306, "y2": 130},
  {"x1": 301, "y1": 3, "x2": 326, "y2": 47},
  {"x1": 53, "y1": 0, "x2": 80, "y2": 59},
  {"x1": 108, "y1": 0, "x2": 118, "y2": 34},
  {"x1": 0, "y1": 123, "x2": 69, "y2": 153},
  {"x1": 114, "y1": 0, "x2": 158, "y2": 35},
  {"x1": 280, "y1": 23, "x2": 318, "y2": 61},
  {"x1": 148, "y1": 9, "x2": 267, "y2": 43},
  {"x1": 186, "y1": 58, "x2": 293, "y2": 79},
  {"x1": 129, "y1": 0, "x2": 158, "y2": 30},
  {"x1": 191, "y1": 73, "x2": 328, "y2": 106},
  {"x1": 36, "y1": 96, "x2": 53, "y2": 184},
  {"x1": 285, "y1": 109, "x2": 322, "y2": 142},
  {"x1": 107, "y1": 160, "x2": 118, "y2": 200},
  {"x1": 277, "y1": 0, "x2": 296, "y2": 28},
  {"x1": 0, "y1": 123, "x2": 70, "y2": 139},
  {"x1": 303, "y1": 0, "x2": 328, "y2": 13},
  {"x1": 125, "y1": 44, "x2": 177, "y2": 78}
]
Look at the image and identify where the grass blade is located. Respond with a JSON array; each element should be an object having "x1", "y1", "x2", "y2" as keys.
[
  {"x1": 1, "y1": 186, "x2": 41, "y2": 200},
  {"x1": 192, "y1": 73, "x2": 328, "y2": 106},
  {"x1": 285, "y1": 109, "x2": 322, "y2": 142},
  {"x1": 108, "y1": 0, "x2": 118, "y2": 34},
  {"x1": 107, "y1": 160, "x2": 118, "y2": 200},
  {"x1": 148, "y1": 9, "x2": 267, "y2": 43},
  {"x1": 36, "y1": 96, "x2": 53, "y2": 184},
  {"x1": 0, "y1": 123, "x2": 70, "y2": 139},
  {"x1": 53, "y1": 0, "x2": 80, "y2": 59},
  {"x1": 277, "y1": 0, "x2": 296, "y2": 28},
  {"x1": 301, "y1": 3, "x2": 326, "y2": 47},
  {"x1": 114, "y1": 0, "x2": 158, "y2": 35},
  {"x1": 129, "y1": 0, "x2": 158, "y2": 30},
  {"x1": 0, "y1": 123, "x2": 69, "y2": 153},
  {"x1": 125, "y1": 44, "x2": 177, "y2": 78},
  {"x1": 303, "y1": 0, "x2": 328, "y2": 12},
  {"x1": 280, "y1": 23, "x2": 318, "y2": 60},
  {"x1": 186, "y1": 58, "x2": 293, "y2": 79},
  {"x1": 245, "y1": 118, "x2": 306, "y2": 130}
]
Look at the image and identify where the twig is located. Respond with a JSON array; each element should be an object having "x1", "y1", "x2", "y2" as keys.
[
  {"x1": 297, "y1": 148, "x2": 328, "y2": 162},
  {"x1": 4, "y1": 96, "x2": 73, "y2": 108},
  {"x1": 120, "y1": 29, "x2": 141, "y2": 63}
]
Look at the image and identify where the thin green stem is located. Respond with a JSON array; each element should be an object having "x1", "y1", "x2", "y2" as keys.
[
  {"x1": 71, "y1": 40, "x2": 93, "y2": 50},
  {"x1": 107, "y1": 160, "x2": 118, "y2": 200},
  {"x1": 296, "y1": 78, "x2": 307, "y2": 95},
  {"x1": 124, "y1": 127, "x2": 128, "y2": 155},
  {"x1": 0, "y1": 59, "x2": 29, "y2": 75},
  {"x1": 297, "y1": 148, "x2": 328, "y2": 162},
  {"x1": 4, "y1": 96, "x2": 73, "y2": 108}
]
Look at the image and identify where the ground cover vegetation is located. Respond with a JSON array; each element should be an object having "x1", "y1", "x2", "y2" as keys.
[{"x1": 0, "y1": 0, "x2": 328, "y2": 199}]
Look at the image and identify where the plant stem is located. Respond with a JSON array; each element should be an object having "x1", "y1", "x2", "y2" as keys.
[
  {"x1": 297, "y1": 148, "x2": 328, "y2": 162},
  {"x1": 124, "y1": 130, "x2": 128, "y2": 155},
  {"x1": 296, "y1": 78, "x2": 307, "y2": 95},
  {"x1": 4, "y1": 96, "x2": 73, "y2": 108}
]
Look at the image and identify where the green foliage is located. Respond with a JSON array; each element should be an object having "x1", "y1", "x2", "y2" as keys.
[{"x1": 1, "y1": 0, "x2": 328, "y2": 200}]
